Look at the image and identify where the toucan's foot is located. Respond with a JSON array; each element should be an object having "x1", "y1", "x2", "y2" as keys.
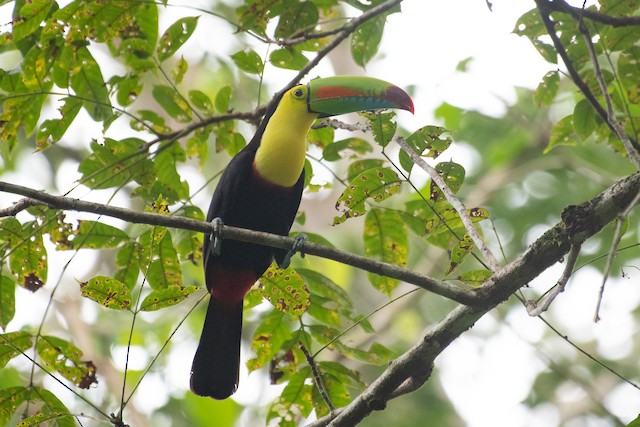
[
  {"x1": 279, "y1": 234, "x2": 307, "y2": 269},
  {"x1": 209, "y1": 217, "x2": 224, "y2": 256}
]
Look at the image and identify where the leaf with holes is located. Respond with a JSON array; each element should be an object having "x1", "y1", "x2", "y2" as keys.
[
  {"x1": 446, "y1": 234, "x2": 475, "y2": 275},
  {"x1": 79, "y1": 276, "x2": 132, "y2": 310},
  {"x1": 140, "y1": 285, "x2": 198, "y2": 311},
  {"x1": 399, "y1": 126, "x2": 452, "y2": 173},
  {"x1": 360, "y1": 111, "x2": 396, "y2": 147},
  {"x1": 364, "y1": 209, "x2": 408, "y2": 295},
  {"x1": 259, "y1": 264, "x2": 310, "y2": 317},
  {"x1": 533, "y1": 70, "x2": 559, "y2": 107},
  {"x1": 247, "y1": 310, "x2": 292, "y2": 372},
  {"x1": 333, "y1": 167, "x2": 401, "y2": 225},
  {"x1": 429, "y1": 161, "x2": 466, "y2": 201},
  {"x1": 456, "y1": 269, "x2": 493, "y2": 287},
  {"x1": 36, "y1": 336, "x2": 97, "y2": 389},
  {"x1": 231, "y1": 49, "x2": 264, "y2": 74},
  {"x1": 323, "y1": 137, "x2": 373, "y2": 161},
  {"x1": 268, "y1": 368, "x2": 314, "y2": 426},
  {"x1": 270, "y1": 47, "x2": 308, "y2": 70},
  {"x1": 274, "y1": 1, "x2": 318, "y2": 39},
  {"x1": 77, "y1": 138, "x2": 156, "y2": 190},
  {"x1": 157, "y1": 16, "x2": 198, "y2": 61},
  {"x1": 351, "y1": 15, "x2": 385, "y2": 67},
  {"x1": 1, "y1": 219, "x2": 48, "y2": 292}
]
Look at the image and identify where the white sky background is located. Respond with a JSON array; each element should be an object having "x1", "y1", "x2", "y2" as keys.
[{"x1": 1, "y1": 1, "x2": 639, "y2": 426}]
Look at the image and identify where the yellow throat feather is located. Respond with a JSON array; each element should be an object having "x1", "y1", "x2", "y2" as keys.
[{"x1": 254, "y1": 85, "x2": 317, "y2": 187}]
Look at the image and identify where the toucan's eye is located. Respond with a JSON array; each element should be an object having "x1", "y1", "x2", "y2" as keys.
[{"x1": 292, "y1": 87, "x2": 304, "y2": 98}]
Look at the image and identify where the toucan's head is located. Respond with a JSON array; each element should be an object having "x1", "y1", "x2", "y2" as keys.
[{"x1": 282, "y1": 75, "x2": 414, "y2": 119}]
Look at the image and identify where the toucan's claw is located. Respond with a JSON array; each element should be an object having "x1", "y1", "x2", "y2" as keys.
[
  {"x1": 210, "y1": 217, "x2": 224, "y2": 256},
  {"x1": 279, "y1": 234, "x2": 307, "y2": 269}
]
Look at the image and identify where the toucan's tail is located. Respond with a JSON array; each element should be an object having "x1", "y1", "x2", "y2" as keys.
[{"x1": 190, "y1": 297, "x2": 242, "y2": 399}]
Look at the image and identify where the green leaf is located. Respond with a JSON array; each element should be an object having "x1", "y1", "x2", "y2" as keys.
[
  {"x1": 360, "y1": 111, "x2": 396, "y2": 147},
  {"x1": 172, "y1": 55, "x2": 188, "y2": 84},
  {"x1": 70, "y1": 47, "x2": 113, "y2": 121},
  {"x1": 333, "y1": 167, "x2": 401, "y2": 225},
  {"x1": 215, "y1": 85, "x2": 232, "y2": 113},
  {"x1": 323, "y1": 137, "x2": 373, "y2": 161},
  {"x1": 79, "y1": 276, "x2": 132, "y2": 310},
  {"x1": 456, "y1": 269, "x2": 492, "y2": 287},
  {"x1": 157, "y1": 16, "x2": 199, "y2": 61},
  {"x1": 174, "y1": 205, "x2": 205, "y2": 263},
  {"x1": 71, "y1": 220, "x2": 129, "y2": 249},
  {"x1": 0, "y1": 331, "x2": 32, "y2": 368},
  {"x1": 533, "y1": 70, "x2": 559, "y2": 107},
  {"x1": 333, "y1": 341, "x2": 393, "y2": 365},
  {"x1": 351, "y1": 15, "x2": 385, "y2": 67},
  {"x1": 36, "y1": 97, "x2": 82, "y2": 149},
  {"x1": 132, "y1": 109, "x2": 170, "y2": 134},
  {"x1": 430, "y1": 161, "x2": 466, "y2": 201},
  {"x1": 573, "y1": 99, "x2": 597, "y2": 140},
  {"x1": 77, "y1": 138, "x2": 157, "y2": 190},
  {"x1": 13, "y1": 0, "x2": 54, "y2": 42},
  {"x1": 17, "y1": 388, "x2": 73, "y2": 427},
  {"x1": 231, "y1": 49, "x2": 264, "y2": 74},
  {"x1": 114, "y1": 242, "x2": 140, "y2": 289},
  {"x1": 145, "y1": 231, "x2": 182, "y2": 290},
  {"x1": 0, "y1": 276, "x2": 16, "y2": 330},
  {"x1": 259, "y1": 264, "x2": 310, "y2": 317},
  {"x1": 275, "y1": 1, "x2": 318, "y2": 39},
  {"x1": 531, "y1": 39, "x2": 557, "y2": 63},
  {"x1": 399, "y1": 126, "x2": 452, "y2": 172},
  {"x1": 0, "y1": 219, "x2": 48, "y2": 292},
  {"x1": 36, "y1": 336, "x2": 97, "y2": 389},
  {"x1": 307, "y1": 126, "x2": 334, "y2": 149},
  {"x1": 152, "y1": 85, "x2": 192, "y2": 122},
  {"x1": 446, "y1": 234, "x2": 475, "y2": 275},
  {"x1": 188, "y1": 89, "x2": 214, "y2": 114},
  {"x1": 140, "y1": 142, "x2": 189, "y2": 202},
  {"x1": 140, "y1": 285, "x2": 198, "y2": 311},
  {"x1": 268, "y1": 368, "x2": 314, "y2": 426},
  {"x1": 347, "y1": 159, "x2": 385, "y2": 181},
  {"x1": 270, "y1": 47, "x2": 308, "y2": 70},
  {"x1": 364, "y1": 209, "x2": 408, "y2": 295},
  {"x1": 0, "y1": 387, "x2": 29, "y2": 425},
  {"x1": 247, "y1": 310, "x2": 292, "y2": 372},
  {"x1": 545, "y1": 115, "x2": 576, "y2": 153}
]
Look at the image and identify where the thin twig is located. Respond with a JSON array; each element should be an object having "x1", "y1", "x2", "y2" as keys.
[
  {"x1": 576, "y1": 11, "x2": 640, "y2": 168},
  {"x1": 526, "y1": 243, "x2": 581, "y2": 316},
  {"x1": 300, "y1": 343, "x2": 335, "y2": 411},
  {"x1": 593, "y1": 191, "x2": 640, "y2": 322},
  {"x1": 394, "y1": 136, "x2": 501, "y2": 272}
]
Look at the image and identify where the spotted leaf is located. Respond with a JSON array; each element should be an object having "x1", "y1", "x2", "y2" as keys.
[
  {"x1": 333, "y1": 167, "x2": 401, "y2": 225},
  {"x1": 79, "y1": 276, "x2": 132, "y2": 310},
  {"x1": 259, "y1": 264, "x2": 310, "y2": 317}
]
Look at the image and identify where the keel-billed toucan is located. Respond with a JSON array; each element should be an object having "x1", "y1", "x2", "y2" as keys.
[{"x1": 190, "y1": 76, "x2": 414, "y2": 399}]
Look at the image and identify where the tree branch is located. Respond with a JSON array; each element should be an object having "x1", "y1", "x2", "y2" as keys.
[
  {"x1": 0, "y1": 180, "x2": 479, "y2": 306},
  {"x1": 535, "y1": 0, "x2": 640, "y2": 156},
  {"x1": 395, "y1": 136, "x2": 501, "y2": 271},
  {"x1": 546, "y1": 0, "x2": 640, "y2": 27},
  {"x1": 308, "y1": 172, "x2": 640, "y2": 426}
]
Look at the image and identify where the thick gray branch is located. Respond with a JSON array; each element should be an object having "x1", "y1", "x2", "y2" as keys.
[{"x1": 309, "y1": 172, "x2": 640, "y2": 426}]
